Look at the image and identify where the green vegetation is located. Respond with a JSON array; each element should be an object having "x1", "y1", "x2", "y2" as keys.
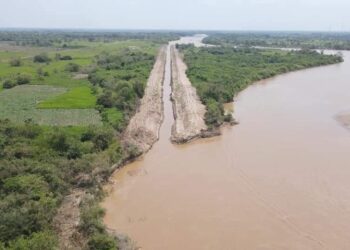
[
  {"x1": 179, "y1": 45, "x2": 343, "y2": 127},
  {"x1": 33, "y1": 53, "x2": 51, "y2": 63},
  {"x1": 38, "y1": 86, "x2": 96, "y2": 109},
  {"x1": 0, "y1": 30, "x2": 180, "y2": 249},
  {"x1": 2, "y1": 74, "x2": 31, "y2": 89},
  {"x1": 0, "y1": 120, "x2": 124, "y2": 249},
  {"x1": 0, "y1": 30, "x2": 182, "y2": 47},
  {"x1": 0, "y1": 85, "x2": 101, "y2": 125},
  {"x1": 9, "y1": 58, "x2": 21, "y2": 67},
  {"x1": 204, "y1": 32, "x2": 350, "y2": 50},
  {"x1": 0, "y1": 32, "x2": 162, "y2": 126},
  {"x1": 90, "y1": 46, "x2": 157, "y2": 131}
]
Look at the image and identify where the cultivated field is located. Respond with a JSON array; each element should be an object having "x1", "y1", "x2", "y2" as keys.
[{"x1": 0, "y1": 85, "x2": 101, "y2": 125}]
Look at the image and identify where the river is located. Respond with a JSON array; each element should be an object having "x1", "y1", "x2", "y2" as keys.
[{"x1": 102, "y1": 39, "x2": 350, "y2": 249}]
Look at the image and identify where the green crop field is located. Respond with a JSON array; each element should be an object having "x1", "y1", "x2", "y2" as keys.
[
  {"x1": 0, "y1": 85, "x2": 102, "y2": 125},
  {"x1": 37, "y1": 86, "x2": 97, "y2": 109}
]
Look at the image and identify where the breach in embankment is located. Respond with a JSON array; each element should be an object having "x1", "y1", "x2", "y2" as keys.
[
  {"x1": 123, "y1": 46, "x2": 167, "y2": 153},
  {"x1": 170, "y1": 45, "x2": 210, "y2": 143}
]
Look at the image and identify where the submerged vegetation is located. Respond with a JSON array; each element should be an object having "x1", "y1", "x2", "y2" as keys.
[{"x1": 179, "y1": 44, "x2": 343, "y2": 127}]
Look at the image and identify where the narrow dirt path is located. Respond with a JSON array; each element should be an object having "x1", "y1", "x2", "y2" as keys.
[
  {"x1": 170, "y1": 45, "x2": 207, "y2": 143},
  {"x1": 123, "y1": 46, "x2": 167, "y2": 152}
]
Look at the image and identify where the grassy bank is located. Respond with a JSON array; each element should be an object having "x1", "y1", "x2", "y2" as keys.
[{"x1": 178, "y1": 45, "x2": 343, "y2": 127}]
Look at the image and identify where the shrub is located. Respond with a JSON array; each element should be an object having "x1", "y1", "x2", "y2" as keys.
[
  {"x1": 60, "y1": 55, "x2": 73, "y2": 60},
  {"x1": 133, "y1": 81, "x2": 144, "y2": 98},
  {"x1": 49, "y1": 131, "x2": 69, "y2": 153},
  {"x1": 65, "y1": 63, "x2": 80, "y2": 72},
  {"x1": 15, "y1": 74, "x2": 31, "y2": 85},
  {"x1": 67, "y1": 144, "x2": 82, "y2": 160},
  {"x1": 87, "y1": 233, "x2": 117, "y2": 250},
  {"x1": 97, "y1": 91, "x2": 114, "y2": 108},
  {"x1": 33, "y1": 53, "x2": 50, "y2": 63},
  {"x1": 2, "y1": 79, "x2": 16, "y2": 89},
  {"x1": 79, "y1": 205, "x2": 105, "y2": 236},
  {"x1": 205, "y1": 99, "x2": 224, "y2": 127},
  {"x1": 10, "y1": 58, "x2": 22, "y2": 67},
  {"x1": 7, "y1": 231, "x2": 58, "y2": 250},
  {"x1": 92, "y1": 129, "x2": 114, "y2": 151}
]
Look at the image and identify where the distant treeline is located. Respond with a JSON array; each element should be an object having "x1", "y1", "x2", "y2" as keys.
[
  {"x1": 203, "y1": 32, "x2": 350, "y2": 50},
  {"x1": 179, "y1": 45, "x2": 343, "y2": 127},
  {"x1": 0, "y1": 30, "x2": 184, "y2": 47}
]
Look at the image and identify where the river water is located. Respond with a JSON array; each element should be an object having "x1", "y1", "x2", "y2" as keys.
[{"x1": 102, "y1": 41, "x2": 350, "y2": 249}]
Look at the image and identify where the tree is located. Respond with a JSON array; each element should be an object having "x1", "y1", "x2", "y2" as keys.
[
  {"x1": 97, "y1": 91, "x2": 114, "y2": 108},
  {"x1": 49, "y1": 131, "x2": 69, "y2": 153}
]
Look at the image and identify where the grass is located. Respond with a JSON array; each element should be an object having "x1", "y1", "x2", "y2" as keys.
[
  {"x1": 105, "y1": 108, "x2": 123, "y2": 123},
  {"x1": 38, "y1": 86, "x2": 96, "y2": 109},
  {"x1": 0, "y1": 85, "x2": 102, "y2": 126}
]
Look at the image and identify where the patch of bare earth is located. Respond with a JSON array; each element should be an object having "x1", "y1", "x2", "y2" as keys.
[
  {"x1": 73, "y1": 73, "x2": 89, "y2": 80},
  {"x1": 170, "y1": 45, "x2": 208, "y2": 143},
  {"x1": 53, "y1": 189, "x2": 87, "y2": 250},
  {"x1": 123, "y1": 46, "x2": 167, "y2": 153}
]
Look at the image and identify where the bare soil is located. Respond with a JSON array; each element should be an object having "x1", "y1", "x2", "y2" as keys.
[
  {"x1": 170, "y1": 45, "x2": 208, "y2": 143},
  {"x1": 123, "y1": 46, "x2": 167, "y2": 153},
  {"x1": 53, "y1": 189, "x2": 87, "y2": 250}
]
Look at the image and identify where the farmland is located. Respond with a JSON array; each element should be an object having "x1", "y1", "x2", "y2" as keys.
[{"x1": 0, "y1": 36, "x2": 161, "y2": 126}]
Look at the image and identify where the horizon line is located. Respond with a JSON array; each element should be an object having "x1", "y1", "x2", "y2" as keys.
[{"x1": 0, "y1": 27, "x2": 349, "y2": 33}]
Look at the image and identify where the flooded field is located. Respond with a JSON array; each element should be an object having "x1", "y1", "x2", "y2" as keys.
[{"x1": 102, "y1": 42, "x2": 350, "y2": 249}]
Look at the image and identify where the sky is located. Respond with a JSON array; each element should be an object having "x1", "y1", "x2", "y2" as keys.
[{"x1": 0, "y1": 0, "x2": 349, "y2": 31}]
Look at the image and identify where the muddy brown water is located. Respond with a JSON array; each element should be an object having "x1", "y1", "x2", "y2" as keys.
[{"x1": 102, "y1": 44, "x2": 350, "y2": 249}]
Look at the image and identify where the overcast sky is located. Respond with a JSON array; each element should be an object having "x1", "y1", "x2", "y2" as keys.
[{"x1": 0, "y1": 0, "x2": 349, "y2": 31}]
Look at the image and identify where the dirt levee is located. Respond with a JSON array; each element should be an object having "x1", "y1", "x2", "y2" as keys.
[
  {"x1": 123, "y1": 46, "x2": 166, "y2": 153},
  {"x1": 170, "y1": 45, "x2": 207, "y2": 143}
]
